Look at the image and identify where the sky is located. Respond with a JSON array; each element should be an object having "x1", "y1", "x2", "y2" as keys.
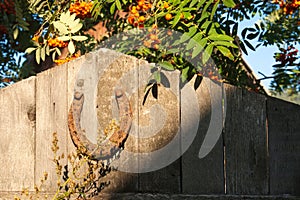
[
  {"x1": 238, "y1": 15, "x2": 276, "y2": 89},
  {"x1": 238, "y1": 15, "x2": 299, "y2": 91}
]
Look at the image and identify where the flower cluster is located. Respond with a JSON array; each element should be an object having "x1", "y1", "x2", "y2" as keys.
[
  {"x1": 69, "y1": 1, "x2": 93, "y2": 19},
  {"x1": 127, "y1": 0, "x2": 152, "y2": 28}
]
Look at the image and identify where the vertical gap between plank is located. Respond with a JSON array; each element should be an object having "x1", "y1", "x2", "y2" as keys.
[
  {"x1": 179, "y1": 75, "x2": 183, "y2": 194},
  {"x1": 265, "y1": 97, "x2": 270, "y2": 195},
  {"x1": 222, "y1": 82, "x2": 226, "y2": 194}
]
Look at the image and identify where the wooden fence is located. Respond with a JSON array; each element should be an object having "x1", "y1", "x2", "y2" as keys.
[{"x1": 0, "y1": 49, "x2": 299, "y2": 200}]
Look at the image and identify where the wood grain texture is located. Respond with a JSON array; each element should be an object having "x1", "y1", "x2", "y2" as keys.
[
  {"x1": 35, "y1": 65, "x2": 68, "y2": 191},
  {"x1": 267, "y1": 97, "x2": 300, "y2": 195},
  {"x1": 0, "y1": 77, "x2": 36, "y2": 191},
  {"x1": 181, "y1": 77, "x2": 224, "y2": 194},
  {"x1": 224, "y1": 84, "x2": 268, "y2": 195},
  {"x1": 137, "y1": 67, "x2": 181, "y2": 193},
  {"x1": 96, "y1": 51, "x2": 139, "y2": 193}
]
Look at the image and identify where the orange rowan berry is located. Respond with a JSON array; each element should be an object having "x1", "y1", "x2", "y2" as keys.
[
  {"x1": 138, "y1": 16, "x2": 146, "y2": 23},
  {"x1": 150, "y1": 34, "x2": 158, "y2": 40},
  {"x1": 163, "y1": 2, "x2": 169, "y2": 9},
  {"x1": 144, "y1": 40, "x2": 151, "y2": 48},
  {"x1": 152, "y1": 44, "x2": 159, "y2": 50},
  {"x1": 165, "y1": 13, "x2": 172, "y2": 20},
  {"x1": 152, "y1": 24, "x2": 158, "y2": 29},
  {"x1": 128, "y1": 16, "x2": 135, "y2": 24},
  {"x1": 138, "y1": 24, "x2": 144, "y2": 28},
  {"x1": 167, "y1": 30, "x2": 173, "y2": 36},
  {"x1": 180, "y1": 13, "x2": 184, "y2": 19},
  {"x1": 142, "y1": 4, "x2": 149, "y2": 11},
  {"x1": 131, "y1": 9, "x2": 138, "y2": 14},
  {"x1": 138, "y1": 0, "x2": 144, "y2": 7}
]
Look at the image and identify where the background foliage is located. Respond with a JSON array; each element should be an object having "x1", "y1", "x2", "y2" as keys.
[{"x1": 0, "y1": 0, "x2": 299, "y2": 96}]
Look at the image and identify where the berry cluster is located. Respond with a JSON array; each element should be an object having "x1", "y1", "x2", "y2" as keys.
[
  {"x1": 275, "y1": 46, "x2": 299, "y2": 65},
  {"x1": 143, "y1": 24, "x2": 161, "y2": 50},
  {"x1": 54, "y1": 53, "x2": 80, "y2": 65},
  {"x1": 69, "y1": 1, "x2": 93, "y2": 19},
  {"x1": 127, "y1": 0, "x2": 152, "y2": 28},
  {"x1": 275, "y1": 0, "x2": 300, "y2": 14},
  {"x1": 48, "y1": 38, "x2": 68, "y2": 48},
  {"x1": 162, "y1": 2, "x2": 173, "y2": 20},
  {"x1": 0, "y1": 25, "x2": 8, "y2": 35},
  {"x1": 0, "y1": 0, "x2": 16, "y2": 15}
]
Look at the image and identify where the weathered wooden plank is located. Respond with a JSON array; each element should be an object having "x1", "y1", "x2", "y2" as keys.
[
  {"x1": 224, "y1": 84, "x2": 268, "y2": 194},
  {"x1": 0, "y1": 77, "x2": 36, "y2": 191},
  {"x1": 96, "y1": 50, "x2": 140, "y2": 193},
  {"x1": 67, "y1": 49, "x2": 140, "y2": 193},
  {"x1": 182, "y1": 77, "x2": 224, "y2": 194},
  {"x1": 35, "y1": 65, "x2": 68, "y2": 191},
  {"x1": 137, "y1": 67, "x2": 181, "y2": 193},
  {"x1": 267, "y1": 97, "x2": 300, "y2": 195}
]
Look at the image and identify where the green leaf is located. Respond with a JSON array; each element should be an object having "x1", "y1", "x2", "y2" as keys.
[
  {"x1": 68, "y1": 41, "x2": 75, "y2": 55},
  {"x1": 71, "y1": 35, "x2": 88, "y2": 41},
  {"x1": 174, "y1": 26, "x2": 197, "y2": 45},
  {"x1": 53, "y1": 21, "x2": 68, "y2": 35},
  {"x1": 13, "y1": 28, "x2": 19, "y2": 39},
  {"x1": 57, "y1": 36, "x2": 70, "y2": 41},
  {"x1": 246, "y1": 32, "x2": 259, "y2": 40},
  {"x1": 172, "y1": 12, "x2": 181, "y2": 28},
  {"x1": 210, "y1": 0, "x2": 220, "y2": 20},
  {"x1": 46, "y1": 45, "x2": 50, "y2": 56},
  {"x1": 110, "y1": 3, "x2": 116, "y2": 14},
  {"x1": 56, "y1": 47, "x2": 61, "y2": 56},
  {"x1": 25, "y1": 47, "x2": 36, "y2": 54},
  {"x1": 41, "y1": 45, "x2": 46, "y2": 61},
  {"x1": 36, "y1": 1, "x2": 47, "y2": 12},
  {"x1": 153, "y1": 71, "x2": 161, "y2": 83},
  {"x1": 241, "y1": 28, "x2": 248, "y2": 39},
  {"x1": 192, "y1": 38, "x2": 207, "y2": 59},
  {"x1": 179, "y1": 0, "x2": 189, "y2": 8},
  {"x1": 208, "y1": 34, "x2": 234, "y2": 41},
  {"x1": 52, "y1": 51, "x2": 56, "y2": 61},
  {"x1": 70, "y1": 22, "x2": 83, "y2": 33},
  {"x1": 244, "y1": 40, "x2": 255, "y2": 51},
  {"x1": 159, "y1": 61, "x2": 175, "y2": 71},
  {"x1": 223, "y1": 0, "x2": 236, "y2": 8},
  {"x1": 69, "y1": 18, "x2": 80, "y2": 29},
  {"x1": 217, "y1": 46, "x2": 234, "y2": 60},
  {"x1": 32, "y1": 0, "x2": 42, "y2": 7},
  {"x1": 166, "y1": 48, "x2": 180, "y2": 54},
  {"x1": 202, "y1": 0, "x2": 213, "y2": 15},
  {"x1": 36, "y1": 47, "x2": 41, "y2": 64},
  {"x1": 196, "y1": 0, "x2": 206, "y2": 9},
  {"x1": 201, "y1": 21, "x2": 212, "y2": 29},
  {"x1": 59, "y1": 11, "x2": 69, "y2": 24},
  {"x1": 181, "y1": 67, "x2": 189, "y2": 82},
  {"x1": 202, "y1": 43, "x2": 214, "y2": 65},
  {"x1": 213, "y1": 41, "x2": 238, "y2": 48},
  {"x1": 189, "y1": 0, "x2": 198, "y2": 8},
  {"x1": 240, "y1": 41, "x2": 248, "y2": 55},
  {"x1": 115, "y1": 0, "x2": 122, "y2": 10}
]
